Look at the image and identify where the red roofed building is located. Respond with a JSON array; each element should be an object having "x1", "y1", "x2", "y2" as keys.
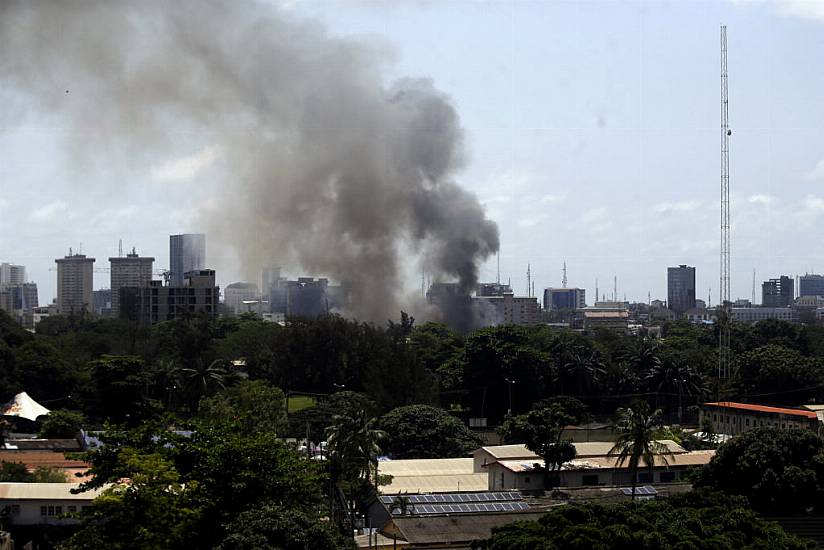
[{"x1": 700, "y1": 402, "x2": 821, "y2": 436}]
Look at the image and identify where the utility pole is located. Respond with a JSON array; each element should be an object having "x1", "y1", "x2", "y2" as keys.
[{"x1": 719, "y1": 24, "x2": 732, "y2": 381}]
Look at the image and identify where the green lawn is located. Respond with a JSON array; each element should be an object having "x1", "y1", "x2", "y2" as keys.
[{"x1": 287, "y1": 395, "x2": 316, "y2": 413}]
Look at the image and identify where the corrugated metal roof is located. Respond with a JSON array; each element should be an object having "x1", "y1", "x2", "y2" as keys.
[
  {"x1": 496, "y1": 449, "x2": 716, "y2": 473},
  {"x1": 378, "y1": 458, "x2": 488, "y2": 494},
  {"x1": 0, "y1": 451, "x2": 89, "y2": 470},
  {"x1": 475, "y1": 441, "x2": 685, "y2": 461},
  {"x1": 391, "y1": 512, "x2": 546, "y2": 545},
  {"x1": 703, "y1": 402, "x2": 818, "y2": 419},
  {"x1": 379, "y1": 458, "x2": 475, "y2": 477},
  {"x1": 473, "y1": 445, "x2": 537, "y2": 460},
  {"x1": 0, "y1": 483, "x2": 106, "y2": 500}
]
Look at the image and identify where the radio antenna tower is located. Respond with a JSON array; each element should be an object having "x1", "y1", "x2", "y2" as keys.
[
  {"x1": 562, "y1": 261, "x2": 568, "y2": 287},
  {"x1": 526, "y1": 264, "x2": 531, "y2": 296},
  {"x1": 719, "y1": 25, "x2": 732, "y2": 380}
]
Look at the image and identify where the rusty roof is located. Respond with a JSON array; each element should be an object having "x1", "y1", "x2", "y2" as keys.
[{"x1": 703, "y1": 402, "x2": 818, "y2": 419}]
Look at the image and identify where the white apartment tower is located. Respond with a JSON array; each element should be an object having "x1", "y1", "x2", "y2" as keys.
[
  {"x1": 55, "y1": 253, "x2": 95, "y2": 315},
  {"x1": 110, "y1": 250, "x2": 154, "y2": 316},
  {"x1": 0, "y1": 263, "x2": 25, "y2": 288}
]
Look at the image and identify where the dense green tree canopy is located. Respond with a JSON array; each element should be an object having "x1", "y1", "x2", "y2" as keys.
[
  {"x1": 38, "y1": 409, "x2": 85, "y2": 439},
  {"x1": 473, "y1": 491, "x2": 812, "y2": 550},
  {"x1": 697, "y1": 427, "x2": 824, "y2": 513},
  {"x1": 379, "y1": 404, "x2": 483, "y2": 459}
]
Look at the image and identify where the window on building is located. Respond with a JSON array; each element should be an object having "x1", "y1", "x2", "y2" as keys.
[
  {"x1": 745, "y1": 418, "x2": 749, "y2": 426},
  {"x1": 638, "y1": 472, "x2": 652, "y2": 483},
  {"x1": 500, "y1": 473, "x2": 505, "y2": 488},
  {"x1": 41, "y1": 506, "x2": 48, "y2": 516},
  {"x1": 659, "y1": 471, "x2": 676, "y2": 483},
  {"x1": 582, "y1": 474, "x2": 599, "y2": 486},
  {"x1": 524, "y1": 477, "x2": 531, "y2": 484},
  {"x1": 67, "y1": 506, "x2": 77, "y2": 513}
]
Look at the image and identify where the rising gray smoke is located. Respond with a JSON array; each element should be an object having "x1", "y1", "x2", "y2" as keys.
[{"x1": 0, "y1": 0, "x2": 498, "y2": 322}]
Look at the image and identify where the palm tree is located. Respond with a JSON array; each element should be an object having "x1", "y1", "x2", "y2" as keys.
[
  {"x1": 555, "y1": 349, "x2": 606, "y2": 397},
  {"x1": 388, "y1": 493, "x2": 415, "y2": 516},
  {"x1": 325, "y1": 409, "x2": 386, "y2": 488},
  {"x1": 608, "y1": 402, "x2": 673, "y2": 500},
  {"x1": 182, "y1": 358, "x2": 227, "y2": 409},
  {"x1": 620, "y1": 337, "x2": 662, "y2": 378},
  {"x1": 646, "y1": 359, "x2": 709, "y2": 421},
  {"x1": 154, "y1": 358, "x2": 183, "y2": 410}
]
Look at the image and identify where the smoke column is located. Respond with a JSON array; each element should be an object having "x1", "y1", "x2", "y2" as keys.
[{"x1": 0, "y1": 0, "x2": 499, "y2": 322}]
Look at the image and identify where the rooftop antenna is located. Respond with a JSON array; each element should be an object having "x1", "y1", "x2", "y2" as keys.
[
  {"x1": 719, "y1": 24, "x2": 732, "y2": 381},
  {"x1": 527, "y1": 264, "x2": 531, "y2": 296},
  {"x1": 752, "y1": 268, "x2": 756, "y2": 304},
  {"x1": 613, "y1": 276, "x2": 617, "y2": 302},
  {"x1": 496, "y1": 251, "x2": 501, "y2": 285},
  {"x1": 648, "y1": 291, "x2": 651, "y2": 305},
  {"x1": 595, "y1": 278, "x2": 599, "y2": 303},
  {"x1": 118, "y1": 239, "x2": 123, "y2": 258},
  {"x1": 708, "y1": 288, "x2": 711, "y2": 308},
  {"x1": 562, "y1": 261, "x2": 568, "y2": 288},
  {"x1": 78, "y1": 242, "x2": 82, "y2": 255}
]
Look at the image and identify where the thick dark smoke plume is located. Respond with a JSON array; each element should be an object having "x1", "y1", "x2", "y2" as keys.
[{"x1": 0, "y1": 0, "x2": 498, "y2": 322}]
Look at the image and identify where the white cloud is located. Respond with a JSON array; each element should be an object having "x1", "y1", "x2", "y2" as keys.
[
  {"x1": 804, "y1": 194, "x2": 824, "y2": 211},
  {"x1": 748, "y1": 194, "x2": 775, "y2": 205},
  {"x1": 0, "y1": 199, "x2": 7, "y2": 211},
  {"x1": 581, "y1": 207, "x2": 607, "y2": 223},
  {"x1": 806, "y1": 158, "x2": 824, "y2": 182},
  {"x1": 774, "y1": 0, "x2": 824, "y2": 22},
  {"x1": 151, "y1": 145, "x2": 220, "y2": 183},
  {"x1": 653, "y1": 200, "x2": 701, "y2": 213},
  {"x1": 540, "y1": 193, "x2": 565, "y2": 205},
  {"x1": 29, "y1": 201, "x2": 68, "y2": 222}
]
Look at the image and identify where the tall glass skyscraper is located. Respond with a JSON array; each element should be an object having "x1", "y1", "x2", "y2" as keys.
[
  {"x1": 667, "y1": 265, "x2": 696, "y2": 313},
  {"x1": 169, "y1": 234, "x2": 206, "y2": 286}
]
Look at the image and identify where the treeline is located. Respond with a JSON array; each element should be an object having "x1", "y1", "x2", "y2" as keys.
[{"x1": 3, "y1": 309, "x2": 824, "y2": 426}]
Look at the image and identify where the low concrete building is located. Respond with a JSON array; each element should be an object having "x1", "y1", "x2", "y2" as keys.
[
  {"x1": 0, "y1": 483, "x2": 105, "y2": 525},
  {"x1": 486, "y1": 450, "x2": 715, "y2": 490},
  {"x1": 731, "y1": 307, "x2": 795, "y2": 323},
  {"x1": 699, "y1": 402, "x2": 820, "y2": 436},
  {"x1": 471, "y1": 441, "x2": 686, "y2": 475}
]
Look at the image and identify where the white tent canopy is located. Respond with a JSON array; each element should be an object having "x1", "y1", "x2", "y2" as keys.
[{"x1": 2, "y1": 392, "x2": 50, "y2": 421}]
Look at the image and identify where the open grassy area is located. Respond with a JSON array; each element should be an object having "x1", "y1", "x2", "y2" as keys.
[{"x1": 287, "y1": 395, "x2": 316, "y2": 413}]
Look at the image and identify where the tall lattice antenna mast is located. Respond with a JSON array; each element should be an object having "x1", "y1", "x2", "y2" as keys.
[
  {"x1": 562, "y1": 261, "x2": 568, "y2": 287},
  {"x1": 719, "y1": 25, "x2": 732, "y2": 380}
]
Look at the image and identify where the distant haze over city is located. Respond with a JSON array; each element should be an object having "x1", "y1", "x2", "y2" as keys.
[{"x1": 2, "y1": 0, "x2": 824, "y2": 312}]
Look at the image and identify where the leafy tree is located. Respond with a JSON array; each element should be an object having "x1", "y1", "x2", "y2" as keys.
[
  {"x1": 0, "y1": 461, "x2": 33, "y2": 481},
  {"x1": 500, "y1": 405, "x2": 576, "y2": 488},
  {"x1": 608, "y1": 401, "x2": 673, "y2": 499},
  {"x1": 473, "y1": 490, "x2": 813, "y2": 550},
  {"x1": 696, "y1": 427, "x2": 824, "y2": 513},
  {"x1": 217, "y1": 504, "x2": 354, "y2": 550},
  {"x1": 410, "y1": 322, "x2": 464, "y2": 373},
  {"x1": 88, "y1": 355, "x2": 159, "y2": 424},
  {"x1": 30, "y1": 466, "x2": 69, "y2": 482},
  {"x1": 62, "y1": 449, "x2": 198, "y2": 550},
  {"x1": 734, "y1": 345, "x2": 823, "y2": 405},
  {"x1": 38, "y1": 409, "x2": 85, "y2": 439},
  {"x1": 379, "y1": 404, "x2": 482, "y2": 459},
  {"x1": 198, "y1": 379, "x2": 287, "y2": 436}
]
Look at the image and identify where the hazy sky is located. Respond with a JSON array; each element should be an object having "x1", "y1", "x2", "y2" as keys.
[{"x1": 2, "y1": 0, "x2": 824, "y2": 306}]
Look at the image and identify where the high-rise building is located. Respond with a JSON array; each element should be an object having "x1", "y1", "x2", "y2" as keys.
[
  {"x1": 269, "y1": 277, "x2": 345, "y2": 317},
  {"x1": 0, "y1": 263, "x2": 25, "y2": 288},
  {"x1": 224, "y1": 282, "x2": 260, "y2": 315},
  {"x1": 169, "y1": 234, "x2": 206, "y2": 286},
  {"x1": 261, "y1": 266, "x2": 282, "y2": 294},
  {"x1": 762, "y1": 276, "x2": 794, "y2": 307},
  {"x1": 93, "y1": 289, "x2": 112, "y2": 316},
  {"x1": 120, "y1": 269, "x2": 219, "y2": 325},
  {"x1": 543, "y1": 288, "x2": 586, "y2": 311},
  {"x1": 667, "y1": 265, "x2": 696, "y2": 313},
  {"x1": 110, "y1": 250, "x2": 154, "y2": 316},
  {"x1": 799, "y1": 274, "x2": 824, "y2": 298},
  {"x1": 55, "y1": 253, "x2": 95, "y2": 315}
]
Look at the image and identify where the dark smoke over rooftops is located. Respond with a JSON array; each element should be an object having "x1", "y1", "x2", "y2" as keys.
[{"x1": 0, "y1": 0, "x2": 499, "y2": 323}]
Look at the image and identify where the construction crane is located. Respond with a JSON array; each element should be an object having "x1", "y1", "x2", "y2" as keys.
[{"x1": 719, "y1": 25, "x2": 732, "y2": 381}]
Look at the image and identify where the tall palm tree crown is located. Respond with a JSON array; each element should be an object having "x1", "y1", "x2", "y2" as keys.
[{"x1": 609, "y1": 402, "x2": 674, "y2": 500}]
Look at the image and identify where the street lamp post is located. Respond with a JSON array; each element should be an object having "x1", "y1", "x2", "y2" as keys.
[{"x1": 504, "y1": 378, "x2": 516, "y2": 416}]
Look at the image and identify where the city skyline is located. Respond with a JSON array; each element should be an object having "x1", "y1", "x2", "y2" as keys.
[{"x1": 2, "y1": 1, "x2": 824, "y2": 311}]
